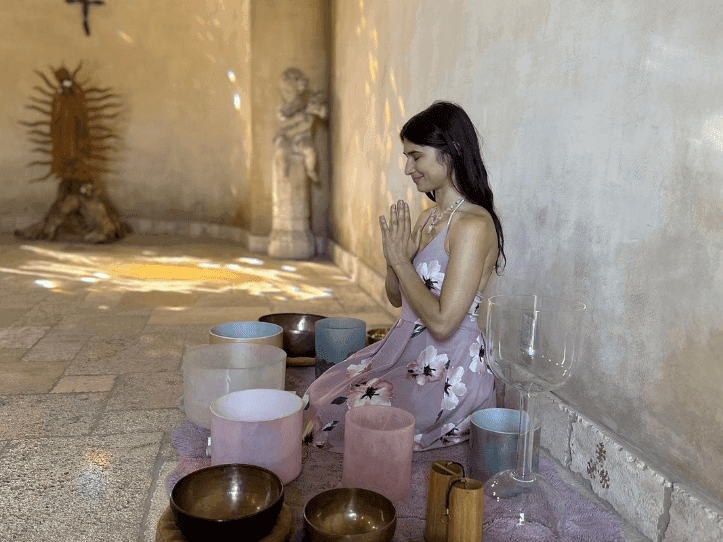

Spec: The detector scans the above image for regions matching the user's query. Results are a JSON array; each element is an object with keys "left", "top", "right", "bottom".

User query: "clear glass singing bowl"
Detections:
[{"left": 483, "top": 294, "right": 586, "bottom": 541}]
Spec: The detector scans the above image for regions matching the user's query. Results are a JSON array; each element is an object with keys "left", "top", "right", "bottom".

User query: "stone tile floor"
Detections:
[{"left": 0, "top": 232, "right": 648, "bottom": 541}]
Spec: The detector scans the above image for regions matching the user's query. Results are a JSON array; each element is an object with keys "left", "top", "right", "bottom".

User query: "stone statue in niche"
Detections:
[
  {"left": 16, "top": 62, "right": 132, "bottom": 243},
  {"left": 268, "top": 68, "right": 327, "bottom": 259}
]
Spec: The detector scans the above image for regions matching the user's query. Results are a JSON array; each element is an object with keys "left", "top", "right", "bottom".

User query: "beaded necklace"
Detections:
[{"left": 427, "top": 198, "right": 464, "bottom": 233}]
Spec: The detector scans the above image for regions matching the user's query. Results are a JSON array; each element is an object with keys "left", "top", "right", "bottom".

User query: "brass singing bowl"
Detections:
[
  {"left": 258, "top": 313, "right": 326, "bottom": 357},
  {"left": 170, "top": 464, "right": 284, "bottom": 542},
  {"left": 366, "top": 327, "right": 390, "bottom": 345},
  {"left": 304, "top": 488, "right": 397, "bottom": 542}
]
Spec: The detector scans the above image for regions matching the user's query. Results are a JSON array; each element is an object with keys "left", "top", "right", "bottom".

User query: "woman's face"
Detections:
[{"left": 402, "top": 138, "right": 451, "bottom": 193}]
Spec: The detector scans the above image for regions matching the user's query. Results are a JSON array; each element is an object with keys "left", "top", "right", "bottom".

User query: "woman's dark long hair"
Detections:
[{"left": 400, "top": 101, "right": 506, "bottom": 274}]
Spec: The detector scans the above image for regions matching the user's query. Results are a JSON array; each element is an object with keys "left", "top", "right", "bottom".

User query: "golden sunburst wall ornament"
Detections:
[{"left": 17, "top": 62, "right": 132, "bottom": 244}]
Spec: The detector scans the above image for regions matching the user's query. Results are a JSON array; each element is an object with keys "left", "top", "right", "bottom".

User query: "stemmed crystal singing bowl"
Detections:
[{"left": 483, "top": 294, "right": 586, "bottom": 541}]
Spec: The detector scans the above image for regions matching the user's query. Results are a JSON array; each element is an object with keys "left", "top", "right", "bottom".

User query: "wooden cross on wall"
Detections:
[{"left": 65, "top": 0, "right": 105, "bottom": 36}]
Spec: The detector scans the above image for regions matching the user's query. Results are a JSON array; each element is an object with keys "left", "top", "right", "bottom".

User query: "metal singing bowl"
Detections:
[
  {"left": 366, "top": 327, "right": 390, "bottom": 345},
  {"left": 170, "top": 464, "right": 284, "bottom": 542},
  {"left": 304, "top": 487, "right": 397, "bottom": 542},
  {"left": 258, "top": 313, "right": 326, "bottom": 357}
]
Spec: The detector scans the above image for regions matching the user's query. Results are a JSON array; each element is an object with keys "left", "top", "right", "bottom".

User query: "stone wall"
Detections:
[
  {"left": 329, "top": 0, "right": 723, "bottom": 513},
  {"left": 0, "top": 0, "right": 328, "bottom": 242},
  {"left": 0, "top": 0, "right": 253, "bottom": 226}
]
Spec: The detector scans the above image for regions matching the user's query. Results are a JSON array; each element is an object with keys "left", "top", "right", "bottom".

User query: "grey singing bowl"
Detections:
[
  {"left": 170, "top": 464, "right": 284, "bottom": 542},
  {"left": 258, "top": 313, "right": 326, "bottom": 357},
  {"left": 304, "top": 487, "right": 397, "bottom": 542}
]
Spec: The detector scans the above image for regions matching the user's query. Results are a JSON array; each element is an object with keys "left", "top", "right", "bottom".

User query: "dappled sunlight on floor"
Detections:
[{"left": 0, "top": 240, "right": 343, "bottom": 303}]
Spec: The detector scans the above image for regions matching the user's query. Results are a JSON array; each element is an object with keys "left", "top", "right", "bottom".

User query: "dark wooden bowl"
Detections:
[
  {"left": 170, "top": 464, "right": 284, "bottom": 542},
  {"left": 258, "top": 313, "right": 326, "bottom": 357}
]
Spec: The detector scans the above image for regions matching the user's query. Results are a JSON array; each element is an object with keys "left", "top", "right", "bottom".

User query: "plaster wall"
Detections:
[
  {"left": 0, "top": 0, "right": 252, "bottom": 226},
  {"left": 331, "top": 0, "right": 723, "bottom": 503}
]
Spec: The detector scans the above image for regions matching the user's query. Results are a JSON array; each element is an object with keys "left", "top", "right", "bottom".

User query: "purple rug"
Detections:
[
  {"left": 167, "top": 419, "right": 211, "bottom": 493},
  {"left": 166, "top": 420, "right": 626, "bottom": 542}
]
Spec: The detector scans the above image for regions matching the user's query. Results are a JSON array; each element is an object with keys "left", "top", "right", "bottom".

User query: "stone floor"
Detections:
[{"left": 0, "top": 232, "right": 648, "bottom": 542}]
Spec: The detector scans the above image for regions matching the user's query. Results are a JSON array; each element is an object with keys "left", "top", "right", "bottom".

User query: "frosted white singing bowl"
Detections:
[
  {"left": 209, "top": 321, "right": 284, "bottom": 347},
  {"left": 182, "top": 343, "right": 286, "bottom": 429},
  {"left": 210, "top": 389, "right": 304, "bottom": 484}
]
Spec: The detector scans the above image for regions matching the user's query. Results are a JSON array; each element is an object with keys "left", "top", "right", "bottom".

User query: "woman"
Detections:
[{"left": 303, "top": 101, "right": 505, "bottom": 451}]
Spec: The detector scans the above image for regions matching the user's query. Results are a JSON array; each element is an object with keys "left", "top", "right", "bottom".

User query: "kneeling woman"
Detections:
[{"left": 303, "top": 101, "right": 505, "bottom": 451}]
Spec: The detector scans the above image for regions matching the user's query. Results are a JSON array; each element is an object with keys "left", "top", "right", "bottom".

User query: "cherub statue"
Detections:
[{"left": 273, "top": 67, "right": 327, "bottom": 183}]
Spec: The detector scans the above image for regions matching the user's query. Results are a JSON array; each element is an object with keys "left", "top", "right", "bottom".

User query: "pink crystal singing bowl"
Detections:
[
  {"left": 210, "top": 389, "right": 304, "bottom": 484},
  {"left": 342, "top": 405, "right": 415, "bottom": 502}
]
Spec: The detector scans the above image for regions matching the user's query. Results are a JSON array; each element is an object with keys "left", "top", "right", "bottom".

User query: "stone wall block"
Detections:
[
  {"left": 357, "top": 263, "right": 385, "bottom": 308},
  {"left": 329, "top": 241, "right": 402, "bottom": 319},
  {"left": 663, "top": 484, "right": 723, "bottom": 542},
  {"left": 230, "top": 228, "right": 243, "bottom": 243},
  {"left": 175, "top": 222, "right": 190, "bottom": 237},
  {"left": 14, "top": 216, "right": 36, "bottom": 230},
  {"left": 205, "top": 224, "right": 220, "bottom": 239},
  {"left": 329, "top": 241, "right": 357, "bottom": 282},
  {"left": 189, "top": 222, "right": 203, "bottom": 237},
  {"left": 571, "top": 416, "right": 671, "bottom": 541},
  {"left": 1, "top": 216, "right": 16, "bottom": 232},
  {"left": 538, "top": 392, "right": 577, "bottom": 467}
]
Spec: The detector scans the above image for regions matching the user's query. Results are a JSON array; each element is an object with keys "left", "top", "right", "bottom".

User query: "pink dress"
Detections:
[{"left": 302, "top": 216, "right": 496, "bottom": 452}]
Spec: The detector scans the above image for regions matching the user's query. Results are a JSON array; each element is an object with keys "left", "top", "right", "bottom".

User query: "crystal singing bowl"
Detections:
[
  {"left": 484, "top": 294, "right": 586, "bottom": 541},
  {"left": 486, "top": 294, "right": 586, "bottom": 393}
]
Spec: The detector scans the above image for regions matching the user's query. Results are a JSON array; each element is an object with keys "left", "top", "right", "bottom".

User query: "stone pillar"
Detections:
[{"left": 267, "top": 149, "right": 315, "bottom": 259}]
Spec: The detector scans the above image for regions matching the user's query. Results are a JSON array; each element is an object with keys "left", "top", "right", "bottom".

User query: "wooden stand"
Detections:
[
  {"left": 424, "top": 460, "right": 464, "bottom": 542},
  {"left": 155, "top": 503, "right": 293, "bottom": 542},
  {"left": 286, "top": 356, "right": 316, "bottom": 367},
  {"left": 447, "top": 478, "right": 484, "bottom": 542}
]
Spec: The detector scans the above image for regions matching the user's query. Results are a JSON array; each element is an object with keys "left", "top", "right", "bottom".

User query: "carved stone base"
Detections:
[
  {"left": 267, "top": 150, "right": 315, "bottom": 260},
  {"left": 15, "top": 178, "right": 132, "bottom": 244},
  {"left": 268, "top": 228, "right": 315, "bottom": 259}
]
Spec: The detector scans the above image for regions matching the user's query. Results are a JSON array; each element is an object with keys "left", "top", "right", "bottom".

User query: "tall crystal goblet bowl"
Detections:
[{"left": 483, "top": 294, "right": 586, "bottom": 541}]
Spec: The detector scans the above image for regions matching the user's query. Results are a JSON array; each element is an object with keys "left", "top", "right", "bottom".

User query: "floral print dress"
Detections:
[{"left": 302, "top": 220, "right": 496, "bottom": 452}]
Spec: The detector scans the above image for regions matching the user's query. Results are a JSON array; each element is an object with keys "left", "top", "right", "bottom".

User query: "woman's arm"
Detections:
[
  {"left": 389, "top": 211, "right": 497, "bottom": 340},
  {"left": 384, "top": 265, "right": 402, "bottom": 308}
]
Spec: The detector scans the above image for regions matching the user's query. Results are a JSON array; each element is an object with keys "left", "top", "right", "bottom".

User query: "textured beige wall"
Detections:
[
  {"left": 331, "top": 0, "right": 723, "bottom": 503},
  {"left": 0, "top": 0, "right": 252, "bottom": 225}
]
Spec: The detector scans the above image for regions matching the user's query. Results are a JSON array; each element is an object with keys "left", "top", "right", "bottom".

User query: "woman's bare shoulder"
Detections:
[
  {"left": 447, "top": 205, "right": 497, "bottom": 250},
  {"left": 456, "top": 204, "right": 494, "bottom": 230}
]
